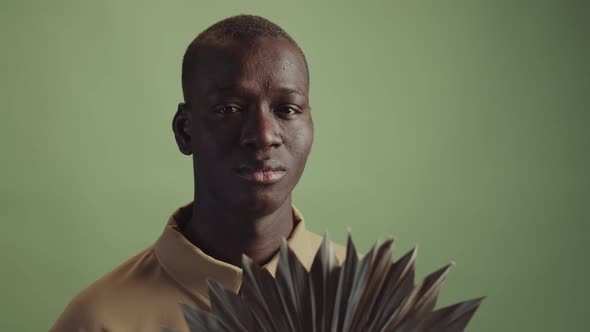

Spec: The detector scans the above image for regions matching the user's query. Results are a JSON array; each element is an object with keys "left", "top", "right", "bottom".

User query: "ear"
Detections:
[{"left": 172, "top": 102, "right": 193, "bottom": 155}]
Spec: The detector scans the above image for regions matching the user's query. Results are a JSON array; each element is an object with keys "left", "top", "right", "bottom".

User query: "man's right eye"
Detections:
[{"left": 214, "top": 105, "right": 242, "bottom": 114}]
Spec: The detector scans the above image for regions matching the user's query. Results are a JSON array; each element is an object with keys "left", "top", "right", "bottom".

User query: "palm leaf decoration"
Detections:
[{"left": 167, "top": 234, "right": 484, "bottom": 332}]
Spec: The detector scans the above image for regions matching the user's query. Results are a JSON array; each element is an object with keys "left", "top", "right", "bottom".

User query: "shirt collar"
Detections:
[{"left": 154, "top": 200, "right": 314, "bottom": 303}]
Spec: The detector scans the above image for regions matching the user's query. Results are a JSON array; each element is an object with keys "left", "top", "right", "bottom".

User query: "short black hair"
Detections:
[{"left": 181, "top": 14, "right": 308, "bottom": 103}]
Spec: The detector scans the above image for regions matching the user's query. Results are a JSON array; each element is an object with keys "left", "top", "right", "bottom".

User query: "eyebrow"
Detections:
[
  {"left": 276, "top": 87, "right": 306, "bottom": 97},
  {"left": 208, "top": 85, "right": 306, "bottom": 97}
]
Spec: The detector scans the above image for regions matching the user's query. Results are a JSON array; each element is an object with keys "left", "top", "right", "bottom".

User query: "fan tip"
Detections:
[
  {"left": 240, "top": 253, "right": 253, "bottom": 266},
  {"left": 475, "top": 295, "right": 487, "bottom": 302}
]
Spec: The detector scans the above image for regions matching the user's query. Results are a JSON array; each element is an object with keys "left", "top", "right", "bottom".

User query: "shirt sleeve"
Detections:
[{"left": 49, "top": 295, "right": 111, "bottom": 332}]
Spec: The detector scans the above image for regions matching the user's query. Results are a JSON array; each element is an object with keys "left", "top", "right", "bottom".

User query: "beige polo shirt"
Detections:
[{"left": 50, "top": 201, "right": 347, "bottom": 332}]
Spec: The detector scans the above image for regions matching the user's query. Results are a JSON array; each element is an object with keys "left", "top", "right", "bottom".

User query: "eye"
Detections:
[
  {"left": 214, "top": 105, "right": 242, "bottom": 115},
  {"left": 275, "top": 105, "right": 300, "bottom": 117}
]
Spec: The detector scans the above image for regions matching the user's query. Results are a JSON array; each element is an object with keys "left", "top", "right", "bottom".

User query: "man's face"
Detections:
[{"left": 185, "top": 37, "right": 313, "bottom": 214}]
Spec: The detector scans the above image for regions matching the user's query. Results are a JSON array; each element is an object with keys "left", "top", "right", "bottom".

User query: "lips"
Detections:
[{"left": 233, "top": 160, "right": 287, "bottom": 184}]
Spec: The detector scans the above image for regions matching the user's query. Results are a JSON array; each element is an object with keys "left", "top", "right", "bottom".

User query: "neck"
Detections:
[{"left": 182, "top": 195, "right": 295, "bottom": 267}]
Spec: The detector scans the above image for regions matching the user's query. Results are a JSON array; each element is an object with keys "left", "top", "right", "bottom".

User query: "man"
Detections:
[{"left": 51, "top": 14, "right": 347, "bottom": 332}]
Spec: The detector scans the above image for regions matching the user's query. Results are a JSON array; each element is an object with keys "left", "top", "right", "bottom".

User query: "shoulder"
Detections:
[{"left": 50, "top": 245, "right": 188, "bottom": 331}]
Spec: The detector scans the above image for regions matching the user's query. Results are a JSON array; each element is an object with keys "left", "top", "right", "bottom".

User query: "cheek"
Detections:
[
  {"left": 288, "top": 125, "right": 314, "bottom": 164},
  {"left": 193, "top": 119, "right": 237, "bottom": 155}
]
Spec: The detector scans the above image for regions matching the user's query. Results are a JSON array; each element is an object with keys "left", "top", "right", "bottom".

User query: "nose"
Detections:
[{"left": 239, "top": 106, "right": 283, "bottom": 150}]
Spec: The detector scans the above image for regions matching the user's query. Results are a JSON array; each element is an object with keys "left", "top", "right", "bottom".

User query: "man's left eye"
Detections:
[{"left": 276, "top": 106, "right": 298, "bottom": 115}]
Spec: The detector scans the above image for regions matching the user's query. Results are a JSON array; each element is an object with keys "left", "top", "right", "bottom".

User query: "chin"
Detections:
[{"left": 234, "top": 190, "right": 290, "bottom": 217}]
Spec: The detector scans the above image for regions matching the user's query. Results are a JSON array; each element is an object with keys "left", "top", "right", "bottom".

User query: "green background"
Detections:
[{"left": 1, "top": 0, "right": 588, "bottom": 331}]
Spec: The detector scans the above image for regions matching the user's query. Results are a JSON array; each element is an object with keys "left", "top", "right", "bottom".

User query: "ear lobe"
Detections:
[{"left": 172, "top": 102, "right": 193, "bottom": 155}]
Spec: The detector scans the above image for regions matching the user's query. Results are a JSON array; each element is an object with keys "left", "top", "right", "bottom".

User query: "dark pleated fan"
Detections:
[{"left": 164, "top": 234, "right": 484, "bottom": 332}]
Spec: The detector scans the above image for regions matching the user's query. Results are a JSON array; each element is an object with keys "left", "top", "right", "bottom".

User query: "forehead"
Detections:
[{"left": 191, "top": 37, "right": 309, "bottom": 98}]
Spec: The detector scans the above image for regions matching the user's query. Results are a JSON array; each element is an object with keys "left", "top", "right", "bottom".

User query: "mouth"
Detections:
[{"left": 233, "top": 160, "right": 287, "bottom": 184}]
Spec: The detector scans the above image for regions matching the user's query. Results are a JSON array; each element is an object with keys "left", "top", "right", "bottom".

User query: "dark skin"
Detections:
[{"left": 172, "top": 37, "right": 313, "bottom": 267}]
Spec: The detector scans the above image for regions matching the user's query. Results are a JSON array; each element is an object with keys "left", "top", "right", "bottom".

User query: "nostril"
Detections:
[{"left": 240, "top": 129, "right": 282, "bottom": 149}]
